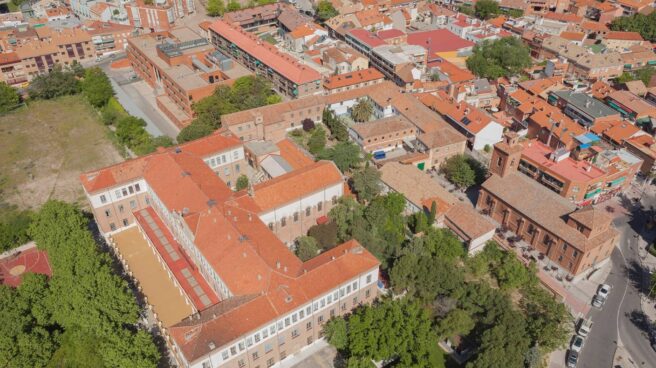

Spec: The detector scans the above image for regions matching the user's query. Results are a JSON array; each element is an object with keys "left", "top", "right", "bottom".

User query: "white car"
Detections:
[
  {"left": 570, "top": 335, "right": 584, "bottom": 353},
  {"left": 597, "top": 284, "right": 611, "bottom": 299}
]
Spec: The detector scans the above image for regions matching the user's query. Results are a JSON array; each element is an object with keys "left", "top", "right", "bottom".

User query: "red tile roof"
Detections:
[
  {"left": 323, "top": 67, "right": 384, "bottom": 90},
  {"left": 348, "top": 29, "right": 386, "bottom": 48},
  {"left": 376, "top": 29, "right": 405, "bottom": 39},
  {"left": 417, "top": 93, "right": 495, "bottom": 134},
  {"left": 606, "top": 31, "right": 644, "bottom": 41},
  {"left": 407, "top": 29, "right": 474, "bottom": 56},
  {"left": 521, "top": 140, "right": 606, "bottom": 182},
  {"left": 275, "top": 139, "right": 315, "bottom": 170},
  {"left": 209, "top": 20, "right": 321, "bottom": 85}
]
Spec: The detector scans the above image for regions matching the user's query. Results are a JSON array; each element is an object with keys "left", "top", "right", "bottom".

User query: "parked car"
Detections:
[
  {"left": 567, "top": 350, "right": 579, "bottom": 368},
  {"left": 577, "top": 318, "right": 592, "bottom": 337},
  {"left": 570, "top": 335, "right": 584, "bottom": 353},
  {"left": 597, "top": 284, "right": 611, "bottom": 299},
  {"left": 592, "top": 295, "right": 605, "bottom": 308}
]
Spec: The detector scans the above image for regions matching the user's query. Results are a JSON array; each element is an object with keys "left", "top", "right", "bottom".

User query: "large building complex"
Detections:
[
  {"left": 81, "top": 131, "right": 380, "bottom": 368},
  {"left": 209, "top": 20, "right": 323, "bottom": 98}
]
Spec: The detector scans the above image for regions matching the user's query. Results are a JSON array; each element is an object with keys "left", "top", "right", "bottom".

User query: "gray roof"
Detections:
[
  {"left": 551, "top": 90, "right": 618, "bottom": 119},
  {"left": 244, "top": 140, "right": 279, "bottom": 157}
]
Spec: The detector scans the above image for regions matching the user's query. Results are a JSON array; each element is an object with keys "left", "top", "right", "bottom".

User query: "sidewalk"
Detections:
[{"left": 614, "top": 344, "right": 639, "bottom": 368}]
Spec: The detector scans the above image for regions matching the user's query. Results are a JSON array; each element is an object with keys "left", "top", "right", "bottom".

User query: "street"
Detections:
[{"left": 578, "top": 192, "right": 656, "bottom": 368}]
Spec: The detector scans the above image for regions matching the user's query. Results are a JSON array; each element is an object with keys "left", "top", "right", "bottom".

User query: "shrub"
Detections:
[{"left": 308, "top": 222, "right": 338, "bottom": 250}]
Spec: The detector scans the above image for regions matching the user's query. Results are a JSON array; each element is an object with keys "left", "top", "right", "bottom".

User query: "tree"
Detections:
[
  {"left": 316, "top": 0, "right": 338, "bottom": 21},
  {"left": 522, "top": 285, "right": 569, "bottom": 351},
  {"left": 0, "top": 82, "right": 20, "bottom": 113},
  {"left": 442, "top": 155, "right": 476, "bottom": 189},
  {"left": 350, "top": 98, "right": 373, "bottom": 122},
  {"left": 206, "top": 0, "right": 225, "bottom": 16},
  {"left": 338, "top": 299, "right": 445, "bottom": 368},
  {"left": 226, "top": 0, "right": 240, "bottom": 11},
  {"left": 308, "top": 126, "right": 327, "bottom": 154},
  {"left": 610, "top": 12, "right": 656, "bottom": 42},
  {"left": 351, "top": 165, "right": 381, "bottom": 203},
  {"left": 325, "top": 317, "right": 348, "bottom": 351},
  {"left": 318, "top": 141, "right": 362, "bottom": 172},
  {"left": 28, "top": 65, "right": 80, "bottom": 99},
  {"left": 329, "top": 197, "right": 364, "bottom": 242},
  {"left": 236, "top": 174, "right": 249, "bottom": 191},
  {"left": 466, "top": 37, "right": 532, "bottom": 79},
  {"left": 475, "top": 0, "right": 500, "bottom": 19},
  {"left": 266, "top": 94, "right": 282, "bottom": 105},
  {"left": 435, "top": 309, "right": 475, "bottom": 340},
  {"left": 467, "top": 308, "right": 530, "bottom": 368},
  {"left": 295, "top": 236, "right": 320, "bottom": 261},
  {"left": 308, "top": 222, "right": 338, "bottom": 250},
  {"left": 81, "top": 67, "right": 114, "bottom": 108},
  {"left": 493, "top": 252, "right": 535, "bottom": 290},
  {"left": 302, "top": 118, "right": 315, "bottom": 132},
  {"left": 177, "top": 121, "right": 215, "bottom": 143},
  {"left": 323, "top": 109, "right": 349, "bottom": 142}
]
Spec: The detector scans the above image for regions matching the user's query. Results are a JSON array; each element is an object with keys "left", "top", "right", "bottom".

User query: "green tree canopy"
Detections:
[
  {"left": 316, "top": 0, "right": 338, "bottom": 21},
  {"left": 206, "top": 0, "right": 225, "bottom": 16},
  {"left": 325, "top": 317, "right": 348, "bottom": 351},
  {"left": 350, "top": 98, "right": 373, "bottom": 122},
  {"left": 466, "top": 37, "right": 532, "bottom": 79},
  {"left": 351, "top": 165, "right": 381, "bottom": 203},
  {"left": 318, "top": 141, "right": 362, "bottom": 172},
  {"left": 308, "top": 126, "right": 327, "bottom": 154},
  {"left": 0, "top": 82, "right": 20, "bottom": 113},
  {"left": 475, "top": 0, "right": 500, "bottom": 19},
  {"left": 610, "top": 12, "right": 656, "bottom": 42},
  {"left": 81, "top": 67, "right": 114, "bottom": 108},
  {"left": 236, "top": 174, "right": 249, "bottom": 191},
  {"left": 295, "top": 236, "right": 320, "bottom": 261},
  {"left": 227, "top": 0, "right": 240, "bottom": 11},
  {"left": 28, "top": 65, "right": 80, "bottom": 99},
  {"left": 0, "top": 207, "right": 33, "bottom": 252},
  {"left": 323, "top": 109, "right": 349, "bottom": 141},
  {"left": 442, "top": 154, "right": 476, "bottom": 189},
  {"left": 435, "top": 308, "right": 475, "bottom": 340}
]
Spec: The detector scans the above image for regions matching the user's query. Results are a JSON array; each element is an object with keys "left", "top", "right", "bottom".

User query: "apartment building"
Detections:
[
  {"left": 490, "top": 133, "right": 642, "bottom": 205},
  {"left": 548, "top": 90, "right": 621, "bottom": 127},
  {"left": 84, "top": 21, "right": 135, "bottom": 56},
  {"left": 82, "top": 132, "right": 379, "bottom": 368},
  {"left": 369, "top": 44, "right": 427, "bottom": 89},
  {"left": 209, "top": 20, "right": 323, "bottom": 98},
  {"left": 415, "top": 128, "right": 468, "bottom": 170},
  {"left": 323, "top": 67, "right": 385, "bottom": 94},
  {"left": 539, "top": 36, "right": 624, "bottom": 80},
  {"left": 222, "top": 3, "right": 281, "bottom": 29},
  {"left": 603, "top": 31, "right": 645, "bottom": 52},
  {"left": 127, "top": 28, "right": 230, "bottom": 127},
  {"left": 320, "top": 42, "right": 369, "bottom": 74},
  {"left": 349, "top": 115, "right": 417, "bottom": 153},
  {"left": 0, "top": 52, "right": 27, "bottom": 87},
  {"left": 125, "top": 0, "right": 195, "bottom": 31},
  {"left": 605, "top": 90, "right": 656, "bottom": 125}
]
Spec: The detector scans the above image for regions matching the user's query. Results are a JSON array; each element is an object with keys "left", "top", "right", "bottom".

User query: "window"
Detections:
[
  {"left": 366, "top": 289, "right": 371, "bottom": 298},
  {"left": 128, "top": 186, "right": 134, "bottom": 194},
  {"left": 239, "top": 341, "right": 245, "bottom": 350},
  {"left": 122, "top": 219, "right": 129, "bottom": 226},
  {"left": 255, "top": 333, "right": 261, "bottom": 343},
  {"left": 341, "top": 303, "right": 346, "bottom": 311},
  {"left": 262, "top": 328, "right": 268, "bottom": 339},
  {"left": 318, "top": 315, "right": 324, "bottom": 323},
  {"left": 203, "top": 361, "right": 211, "bottom": 368},
  {"left": 233, "top": 151, "right": 239, "bottom": 159},
  {"left": 238, "top": 359, "right": 245, "bottom": 368},
  {"left": 293, "top": 212, "right": 299, "bottom": 222},
  {"left": 366, "top": 274, "right": 372, "bottom": 284},
  {"left": 100, "top": 195, "right": 107, "bottom": 204},
  {"left": 497, "top": 156, "right": 503, "bottom": 167},
  {"left": 267, "top": 358, "right": 275, "bottom": 368},
  {"left": 118, "top": 205, "right": 124, "bottom": 213},
  {"left": 292, "top": 329, "right": 299, "bottom": 338},
  {"left": 109, "top": 223, "right": 116, "bottom": 231},
  {"left": 306, "top": 305, "right": 312, "bottom": 315},
  {"left": 122, "top": 188, "right": 128, "bottom": 196},
  {"left": 130, "top": 200, "right": 137, "bottom": 209},
  {"left": 352, "top": 281, "right": 358, "bottom": 291},
  {"left": 280, "top": 351, "right": 287, "bottom": 360},
  {"left": 278, "top": 335, "right": 285, "bottom": 346},
  {"left": 318, "top": 201, "right": 323, "bottom": 211},
  {"left": 573, "top": 250, "right": 579, "bottom": 258},
  {"left": 105, "top": 209, "right": 111, "bottom": 217},
  {"left": 268, "top": 223, "right": 274, "bottom": 230},
  {"left": 353, "top": 296, "right": 358, "bottom": 305},
  {"left": 306, "top": 321, "right": 312, "bottom": 330},
  {"left": 135, "top": 183, "right": 141, "bottom": 192},
  {"left": 230, "top": 346, "right": 237, "bottom": 355},
  {"left": 563, "top": 243, "right": 568, "bottom": 251},
  {"left": 305, "top": 207, "right": 311, "bottom": 216},
  {"left": 264, "top": 343, "right": 273, "bottom": 353},
  {"left": 277, "top": 320, "right": 283, "bottom": 330},
  {"left": 292, "top": 314, "right": 297, "bottom": 323},
  {"left": 281, "top": 217, "right": 286, "bottom": 227},
  {"left": 222, "top": 351, "right": 229, "bottom": 360},
  {"left": 236, "top": 164, "right": 240, "bottom": 173},
  {"left": 224, "top": 167, "right": 230, "bottom": 176},
  {"left": 285, "top": 317, "right": 290, "bottom": 327},
  {"left": 299, "top": 309, "right": 304, "bottom": 319},
  {"left": 558, "top": 255, "right": 563, "bottom": 262},
  {"left": 253, "top": 352, "right": 259, "bottom": 360}
]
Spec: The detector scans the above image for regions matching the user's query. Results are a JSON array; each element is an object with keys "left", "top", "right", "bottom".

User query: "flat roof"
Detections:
[
  {"left": 112, "top": 227, "right": 195, "bottom": 327},
  {"left": 551, "top": 90, "right": 619, "bottom": 119}
]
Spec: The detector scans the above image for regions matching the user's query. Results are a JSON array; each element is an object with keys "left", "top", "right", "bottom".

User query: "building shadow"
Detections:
[
  {"left": 626, "top": 309, "right": 653, "bottom": 337},
  {"left": 625, "top": 259, "right": 651, "bottom": 295}
]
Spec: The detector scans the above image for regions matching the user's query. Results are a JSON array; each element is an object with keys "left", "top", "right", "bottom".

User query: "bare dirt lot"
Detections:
[{"left": 0, "top": 95, "right": 123, "bottom": 211}]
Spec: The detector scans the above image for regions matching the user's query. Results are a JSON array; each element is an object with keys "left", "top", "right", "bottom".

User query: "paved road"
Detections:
[{"left": 579, "top": 199, "right": 656, "bottom": 368}]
